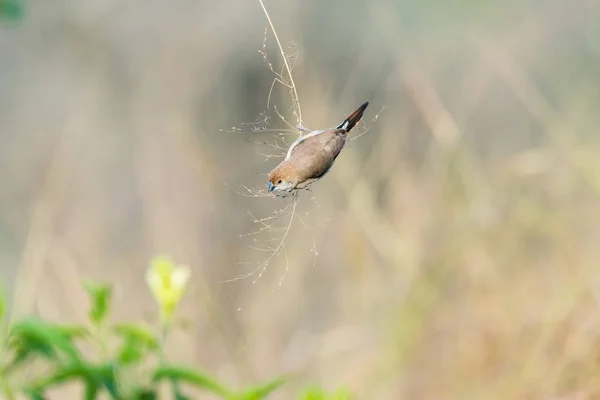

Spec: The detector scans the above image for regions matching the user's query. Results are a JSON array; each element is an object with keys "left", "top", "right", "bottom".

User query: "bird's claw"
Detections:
[{"left": 296, "top": 124, "right": 312, "bottom": 134}]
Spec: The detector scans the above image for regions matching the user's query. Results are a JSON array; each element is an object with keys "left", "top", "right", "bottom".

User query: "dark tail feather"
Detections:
[{"left": 336, "top": 101, "right": 369, "bottom": 132}]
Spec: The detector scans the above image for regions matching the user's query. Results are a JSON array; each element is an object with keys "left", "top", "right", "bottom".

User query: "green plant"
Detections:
[
  {"left": 0, "top": 0, "right": 24, "bottom": 21},
  {"left": 300, "top": 387, "right": 354, "bottom": 400},
  {"left": 0, "top": 255, "right": 350, "bottom": 399}
]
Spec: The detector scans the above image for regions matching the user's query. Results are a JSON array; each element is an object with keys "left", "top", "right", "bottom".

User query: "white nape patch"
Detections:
[
  {"left": 336, "top": 120, "right": 349, "bottom": 130},
  {"left": 285, "top": 130, "right": 324, "bottom": 160}
]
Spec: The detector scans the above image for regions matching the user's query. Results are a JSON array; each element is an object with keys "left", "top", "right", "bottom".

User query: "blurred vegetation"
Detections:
[
  {"left": 0, "top": 256, "right": 351, "bottom": 399},
  {"left": 0, "top": 0, "right": 23, "bottom": 21},
  {"left": 0, "top": 0, "right": 600, "bottom": 399}
]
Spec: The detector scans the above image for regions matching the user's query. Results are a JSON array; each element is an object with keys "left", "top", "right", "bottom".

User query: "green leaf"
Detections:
[
  {"left": 0, "top": 0, "right": 24, "bottom": 21},
  {"left": 116, "top": 337, "right": 145, "bottom": 365},
  {"left": 4, "top": 324, "right": 62, "bottom": 374},
  {"left": 84, "top": 282, "right": 112, "bottom": 326},
  {"left": 152, "top": 365, "right": 232, "bottom": 398},
  {"left": 95, "top": 363, "right": 119, "bottom": 398},
  {"left": 54, "top": 325, "right": 89, "bottom": 340},
  {"left": 299, "top": 387, "right": 353, "bottom": 400},
  {"left": 132, "top": 389, "right": 157, "bottom": 400},
  {"left": 8, "top": 318, "right": 81, "bottom": 364},
  {"left": 84, "top": 382, "right": 100, "bottom": 400},
  {"left": 235, "top": 376, "right": 287, "bottom": 400},
  {"left": 113, "top": 324, "right": 159, "bottom": 366},
  {"left": 28, "top": 362, "right": 120, "bottom": 398},
  {"left": 25, "top": 390, "right": 47, "bottom": 400},
  {"left": 113, "top": 324, "right": 159, "bottom": 350},
  {"left": 27, "top": 362, "right": 94, "bottom": 392},
  {"left": 9, "top": 335, "right": 53, "bottom": 360},
  {"left": 300, "top": 387, "right": 325, "bottom": 400}
]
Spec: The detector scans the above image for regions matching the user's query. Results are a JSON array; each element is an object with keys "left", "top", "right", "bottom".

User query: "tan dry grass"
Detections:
[{"left": 1, "top": 0, "right": 600, "bottom": 398}]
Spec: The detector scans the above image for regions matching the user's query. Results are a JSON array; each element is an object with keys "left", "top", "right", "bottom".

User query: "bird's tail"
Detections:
[{"left": 336, "top": 101, "right": 369, "bottom": 132}]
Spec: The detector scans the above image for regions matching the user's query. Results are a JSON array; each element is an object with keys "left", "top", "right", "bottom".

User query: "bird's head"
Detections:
[{"left": 268, "top": 169, "right": 295, "bottom": 195}]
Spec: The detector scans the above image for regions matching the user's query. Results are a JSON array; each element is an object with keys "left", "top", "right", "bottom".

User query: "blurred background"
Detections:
[{"left": 1, "top": 0, "right": 600, "bottom": 398}]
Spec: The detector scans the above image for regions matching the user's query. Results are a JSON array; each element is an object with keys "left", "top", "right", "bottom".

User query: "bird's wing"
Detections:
[
  {"left": 285, "top": 129, "right": 322, "bottom": 160},
  {"left": 287, "top": 129, "right": 347, "bottom": 182}
]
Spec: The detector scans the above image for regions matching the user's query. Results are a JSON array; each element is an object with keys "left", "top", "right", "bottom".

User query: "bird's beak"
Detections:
[{"left": 268, "top": 181, "right": 274, "bottom": 192}]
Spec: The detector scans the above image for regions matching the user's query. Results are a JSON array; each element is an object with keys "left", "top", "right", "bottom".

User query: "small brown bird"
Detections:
[{"left": 268, "top": 101, "right": 369, "bottom": 195}]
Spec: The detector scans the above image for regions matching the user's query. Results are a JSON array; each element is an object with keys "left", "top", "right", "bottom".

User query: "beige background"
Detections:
[{"left": 1, "top": 0, "right": 600, "bottom": 398}]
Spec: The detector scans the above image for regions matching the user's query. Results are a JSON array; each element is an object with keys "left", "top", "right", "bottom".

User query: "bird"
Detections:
[{"left": 267, "top": 101, "right": 369, "bottom": 195}]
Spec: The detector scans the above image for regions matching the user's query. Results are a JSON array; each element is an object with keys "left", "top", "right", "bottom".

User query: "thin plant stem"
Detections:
[
  {"left": 158, "top": 324, "right": 183, "bottom": 397},
  {"left": 257, "top": 0, "right": 303, "bottom": 125}
]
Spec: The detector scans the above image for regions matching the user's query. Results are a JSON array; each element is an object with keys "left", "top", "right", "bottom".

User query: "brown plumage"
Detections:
[{"left": 268, "top": 101, "right": 369, "bottom": 195}]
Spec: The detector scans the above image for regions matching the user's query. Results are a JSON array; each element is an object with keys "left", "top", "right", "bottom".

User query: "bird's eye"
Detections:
[{"left": 277, "top": 179, "right": 282, "bottom": 184}]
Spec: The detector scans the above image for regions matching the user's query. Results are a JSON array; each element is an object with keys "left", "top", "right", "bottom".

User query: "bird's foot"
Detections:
[{"left": 296, "top": 124, "right": 312, "bottom": 134}]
